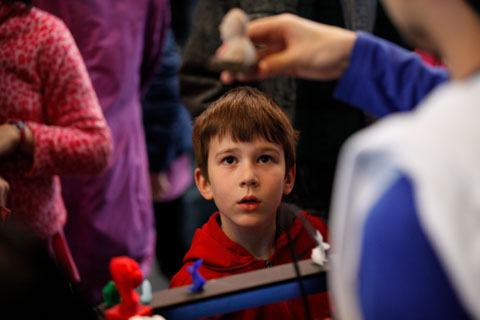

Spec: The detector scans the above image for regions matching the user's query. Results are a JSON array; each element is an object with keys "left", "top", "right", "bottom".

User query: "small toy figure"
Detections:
[
  {"left": 187, "top": 258, "right": 206, "bottom": 292},
  {"left": 210, "top": 8, "right": 257, "bottom": 72},
  {"left": 140, "top": 279, "right": 153, "bottom": 304},
  {"left": 104, "top": 256, "right": 152, "bottom": 320},
  {"left": 311, "top": 230, "right": 330, "bottom": 266}
]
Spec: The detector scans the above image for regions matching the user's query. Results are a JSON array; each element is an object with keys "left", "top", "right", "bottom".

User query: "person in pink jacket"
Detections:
[{"left": 0, "top": 0, "right": 112, "bottom": 281}]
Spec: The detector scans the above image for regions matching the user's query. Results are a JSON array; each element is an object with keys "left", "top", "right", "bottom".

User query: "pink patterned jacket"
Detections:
[{"left": 0, "top": 4, "right": 112, "bottom": 238}]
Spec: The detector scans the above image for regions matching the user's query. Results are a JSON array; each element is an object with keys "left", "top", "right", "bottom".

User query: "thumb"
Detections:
[{"left": 257, "top": 49, "right": 298, "bottom": 78}]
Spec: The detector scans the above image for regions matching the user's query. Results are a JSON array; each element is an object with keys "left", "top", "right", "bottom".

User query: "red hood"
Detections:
[
  {"left": 169, "top": 210, "right": 330, "bottom": 316},
  {"left": 183, "top": 212, "right": 259, "bottom": 272},
  {"left": 182, "top": 211, "right": 327, "bottom": 272}
]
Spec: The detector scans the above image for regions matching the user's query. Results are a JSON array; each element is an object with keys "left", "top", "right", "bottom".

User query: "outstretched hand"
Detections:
[{"left": 220, "top": 13, "right": 357, "bottom": 84}]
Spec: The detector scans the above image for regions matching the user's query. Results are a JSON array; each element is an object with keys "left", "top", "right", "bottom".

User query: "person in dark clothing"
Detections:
[
  {"left": 142, "top": 27, "right": 194, "bottom": 279},
  {"left": 178, "top": 0, "right": 407, "bottom": 221}
]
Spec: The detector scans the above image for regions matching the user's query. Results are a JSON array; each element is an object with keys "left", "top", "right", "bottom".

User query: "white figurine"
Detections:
[
  {"left": 217, "top": 8, "right": 256, "bottom": 66},
  {"left": 311, "top": 230, "right": 330, "bottom": 266},
  {"left": 139, "top": 279, "right": 152, "bottom": 304}
]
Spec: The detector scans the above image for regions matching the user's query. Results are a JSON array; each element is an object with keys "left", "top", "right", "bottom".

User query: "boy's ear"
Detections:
[
  {"left": 283, "top": 164, "right": 296, "bottom": 195},
  {"left": 195, "top": 168, "right": 214, "bottom": 200}
]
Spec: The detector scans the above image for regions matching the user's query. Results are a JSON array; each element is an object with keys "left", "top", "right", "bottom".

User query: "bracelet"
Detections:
[{"left": 9, "top": 120, "right": 26, "bottom": 146}]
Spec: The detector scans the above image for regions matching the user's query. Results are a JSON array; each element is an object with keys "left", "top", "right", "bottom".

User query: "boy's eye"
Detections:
[
  {"left": 258, "top": 155, "right": 272, "bottom": 163},
  {"left": 222, "top": 156, "right": 236, "bottom": 164}
]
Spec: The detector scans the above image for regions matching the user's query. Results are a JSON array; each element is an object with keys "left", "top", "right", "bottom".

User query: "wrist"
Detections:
[
  {"left": 8, "top": 120, "right": 33, "bottom": 156},
  {"left": 9, "top": 120, "right": 26, "bottom": 148},
  {"left": 335, "top": 30, "right": 357, "bottom": 78}
]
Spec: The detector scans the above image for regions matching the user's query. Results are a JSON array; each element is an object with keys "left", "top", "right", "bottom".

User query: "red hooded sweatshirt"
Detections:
[{"left": 170, "top": 211, "right": 331, "bottom": 320}]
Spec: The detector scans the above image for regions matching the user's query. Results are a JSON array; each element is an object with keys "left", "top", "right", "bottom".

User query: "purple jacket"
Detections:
[{"left": 33, "top": 0, "right": 170, "bottom": 303}]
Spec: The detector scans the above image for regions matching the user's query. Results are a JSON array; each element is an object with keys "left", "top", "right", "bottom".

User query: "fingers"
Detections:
[
  {"left": 0, "top": 177, "right": 10, "bottom": 206},
  {"left": 220, "top": 69, "right": 263, "bottom": 84},
  {"left": 256, "top": 49, "right": 298, "bottom": 77},
  {"left": 220, "top": 71, "right": 236, "bottom": 84},
  {"left": 246, "top": 13, "right": 292, "bottom": 45},
  {"left": 215, "top": 42, "right": 229, "bottom": 56},
  {"left": 219, "top": 49, "right": 297, "bottom": 83}
]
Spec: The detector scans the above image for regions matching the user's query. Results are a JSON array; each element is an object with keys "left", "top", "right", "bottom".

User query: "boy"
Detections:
[{"left": 170, "top": 86, "right": 330, "bottom": 319}]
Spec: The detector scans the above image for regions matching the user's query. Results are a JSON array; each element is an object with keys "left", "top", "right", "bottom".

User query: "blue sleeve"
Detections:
[
  {"left": 334, "top": 32, "right": 449, "bottom": 117},
  {"left": 142, "top": 28, "right": 193, "bottom": 173},
  {"left": 357, "top": 174, "right": 471, "bottom": 319}
]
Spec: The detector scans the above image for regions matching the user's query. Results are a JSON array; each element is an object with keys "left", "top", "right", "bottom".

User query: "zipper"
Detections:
[{"left": 265, "top": 259, "right": 273, "bottom": 268}]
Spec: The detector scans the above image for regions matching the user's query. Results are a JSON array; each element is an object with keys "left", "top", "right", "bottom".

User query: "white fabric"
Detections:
[{"left": 329, "top": 73, "right": 480, "bottom": 320}]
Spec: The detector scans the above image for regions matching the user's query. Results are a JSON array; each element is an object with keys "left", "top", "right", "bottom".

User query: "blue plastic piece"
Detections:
[{"left": 187, "top": 258, "right": 206, "bottom": 292}]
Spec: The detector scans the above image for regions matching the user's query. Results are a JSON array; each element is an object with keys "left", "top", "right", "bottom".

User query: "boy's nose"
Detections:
[
  {"left": 241, "top": 178, "right": 258, "bottom": 187},
  {"left": 240, "top": 164, "right": 259, "bottom": 187}
]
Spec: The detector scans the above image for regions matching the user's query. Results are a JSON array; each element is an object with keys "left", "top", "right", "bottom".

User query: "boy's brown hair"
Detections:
[{"left": 193, "top": 86, "right": 298, "bottom": 181}]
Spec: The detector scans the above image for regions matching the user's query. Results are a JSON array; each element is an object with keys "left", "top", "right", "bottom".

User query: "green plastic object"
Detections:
[{"left": 102, "top": 280, "right": 121, "bottom": 307}]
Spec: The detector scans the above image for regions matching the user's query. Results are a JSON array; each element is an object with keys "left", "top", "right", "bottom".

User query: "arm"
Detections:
[
  {"left": 142, "top": 28, "right": 192, "bottom": 173},
  {"left": 221, "top": 14, "right": 448, "bottom": 116},
  {"left": 334, "top": 32, "right": 449, "bottom": 117},
  {"left": 28, "top": 18, "right": 112, "bottom": 177},
  {"left": 142, "top": 28, "right": 193, "bottom": 201},
  {"left": 140, "top": 0, "right": 170, "bottom": 93}
]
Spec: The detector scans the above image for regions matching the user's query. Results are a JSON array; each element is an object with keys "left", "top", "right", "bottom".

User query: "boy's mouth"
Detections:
[
  {"left": 239, "top": 195, "right": 260, "bottom": 203},
  {"left": 238, "top": 196, "right": 260, "bottom": 211}
]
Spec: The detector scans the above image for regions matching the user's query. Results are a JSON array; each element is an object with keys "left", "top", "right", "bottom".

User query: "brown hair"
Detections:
[{"left": 193, "top": 86, "right": 298, "bottom": 180}]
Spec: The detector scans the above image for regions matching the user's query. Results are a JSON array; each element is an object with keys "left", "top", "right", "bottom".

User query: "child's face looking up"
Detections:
[{"left": 195, "top": 135, "right": 295, "bottom": 230}]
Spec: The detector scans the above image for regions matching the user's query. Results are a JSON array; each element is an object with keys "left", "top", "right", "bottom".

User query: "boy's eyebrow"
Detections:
[
  {"left": 259, "top": 146, "right": 282, "bottom": 153},
  {"left": 214, "top": 147, "right": 239, "bottom": 158},
  {"left": 213, "top": 148, "right": 238, "bottom": 158},
  {"left": 214, "top": 146, "right": 282, "bottom": 158}
]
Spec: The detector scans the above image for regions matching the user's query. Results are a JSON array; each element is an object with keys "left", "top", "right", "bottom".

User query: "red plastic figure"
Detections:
[{"left": 104, "top": 257, "right": 152, "bottom": 320}]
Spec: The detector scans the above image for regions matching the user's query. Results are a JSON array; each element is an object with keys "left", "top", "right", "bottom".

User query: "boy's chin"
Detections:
[{"left": 223, "top": 212, "right": 276, "bottom": 228}]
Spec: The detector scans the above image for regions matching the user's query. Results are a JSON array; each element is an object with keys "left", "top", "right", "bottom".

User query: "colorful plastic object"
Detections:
[
  {"left": 104, "top": 257, "right": 152, "bottom": 320},
  {"left": 103, "top": 280, "right": 121, "bottom": 307},
  {"left": 187, "top": 258, "right": 206, "bottom": 292},
  {"left": 140, "top": 279, "right": 152, "bottom": 304}
]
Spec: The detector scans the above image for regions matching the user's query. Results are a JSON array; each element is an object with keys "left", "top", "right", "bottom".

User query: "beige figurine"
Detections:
[{"left": 211, "top": 8, "right": 257, "bottom": 71}]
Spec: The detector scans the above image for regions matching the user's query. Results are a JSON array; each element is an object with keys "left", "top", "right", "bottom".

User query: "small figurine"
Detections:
[
  {"left": 104, "top": 256, "right": 152, "bottom": 320},
  {"left": 140, "top": 279, "right": 153, "bottom": 304},
  {"left": 210, "top": 8, "right": 257, "bottom": 72},
  {"left": 187, "top": 258, "right": 206, "bottom": 292},
  {"left": 311, "top": 230, "right": 330, "bottom": 266}
]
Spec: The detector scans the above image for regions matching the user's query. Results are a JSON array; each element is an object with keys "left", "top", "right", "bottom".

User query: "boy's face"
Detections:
[{"left": 195, "top": 135, "right": 295, "bottom": 230}]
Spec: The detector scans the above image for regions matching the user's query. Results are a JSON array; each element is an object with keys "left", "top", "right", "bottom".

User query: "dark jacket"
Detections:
[{"left": 142, "top": 27, "right": 193, "bottom": 173}]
